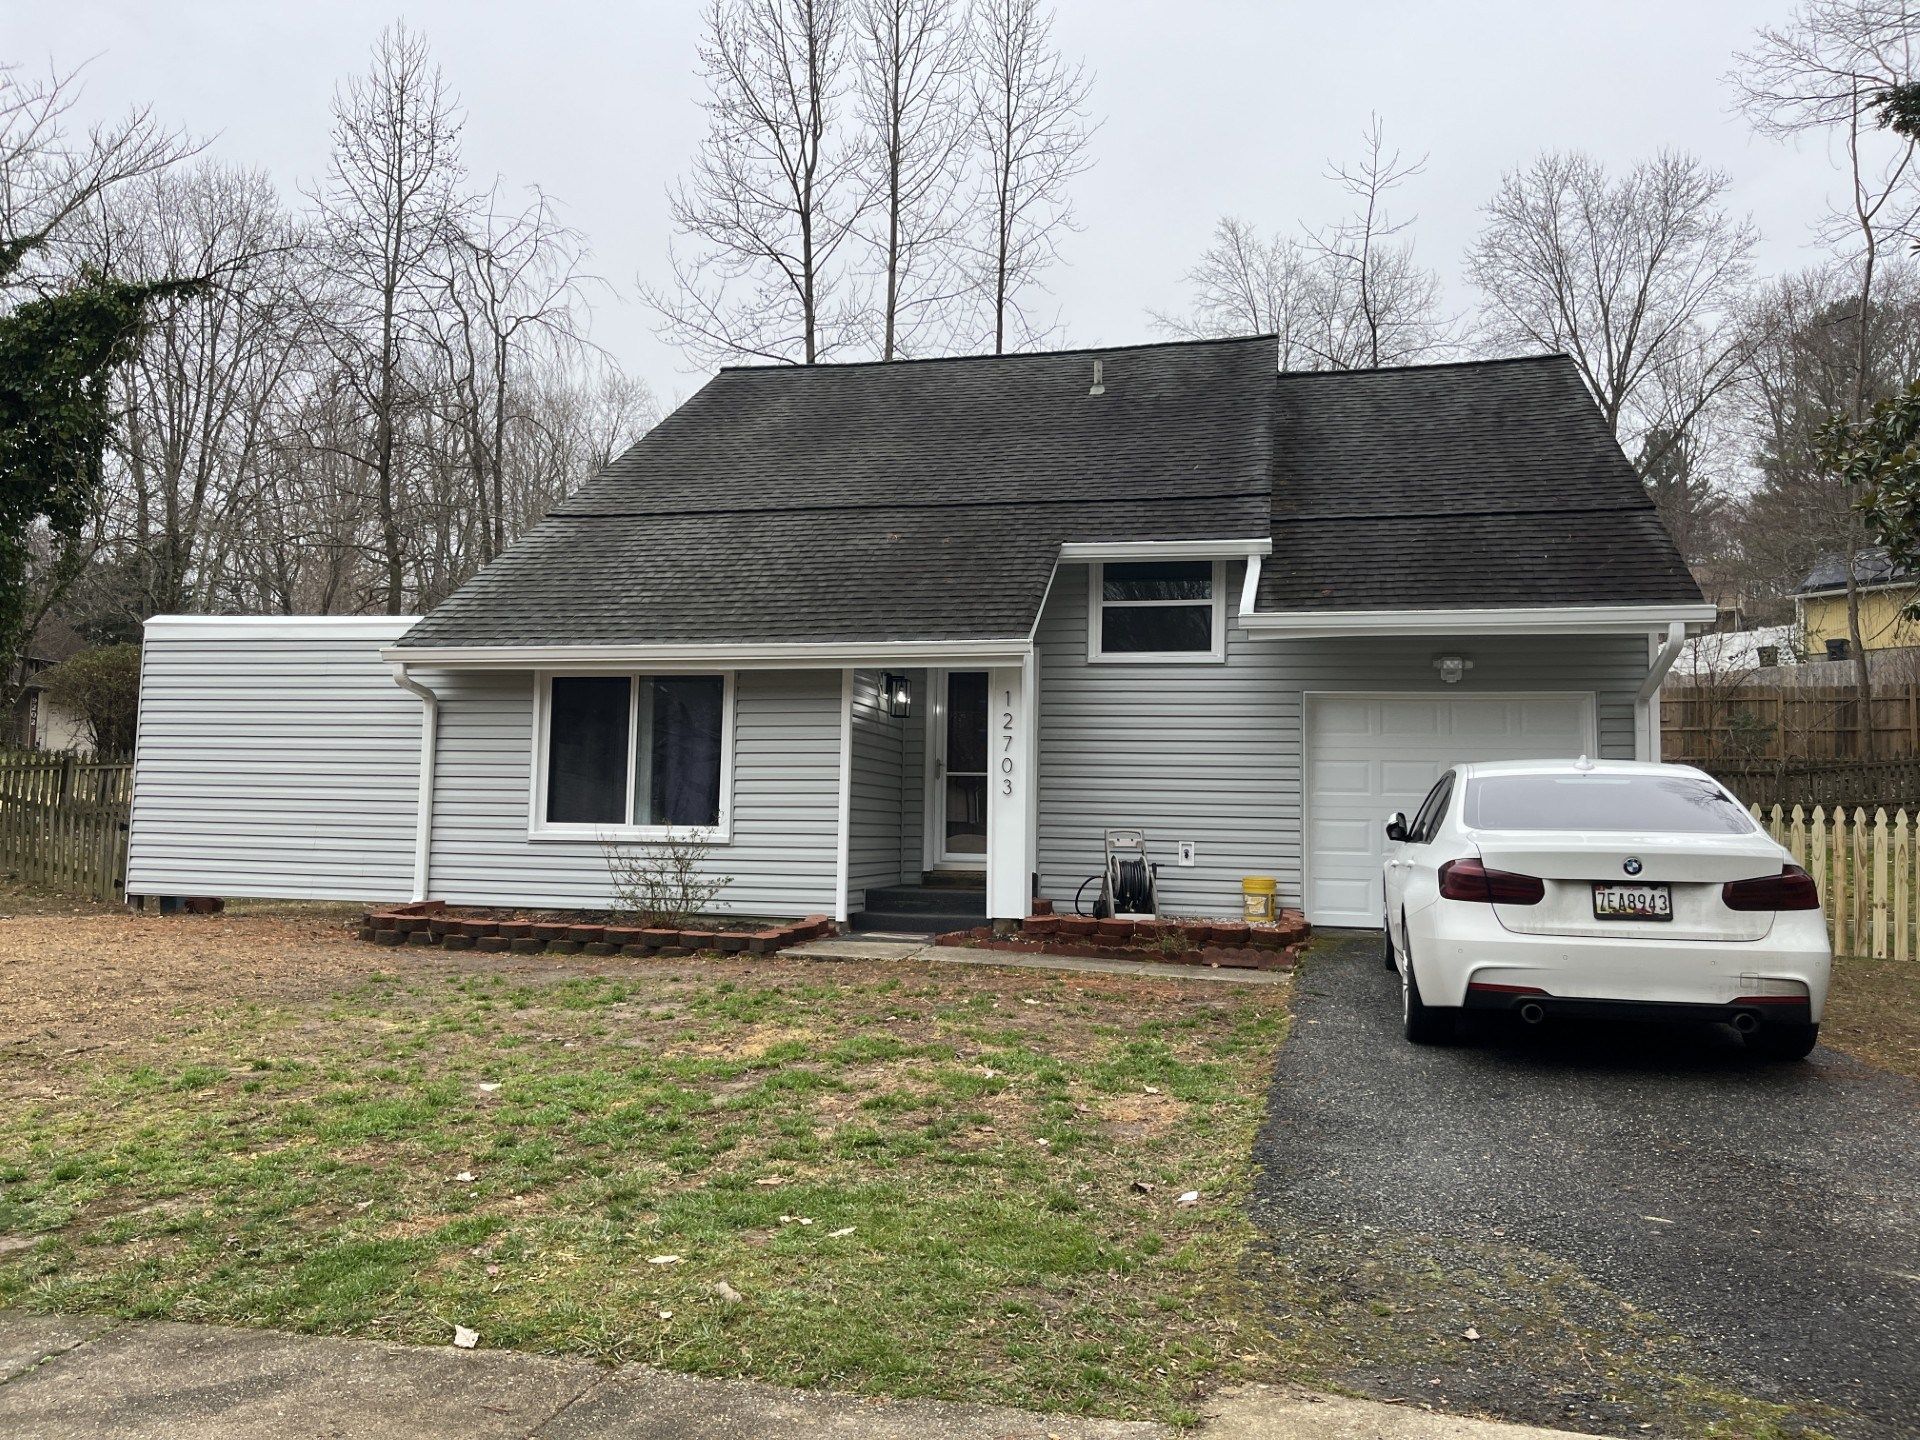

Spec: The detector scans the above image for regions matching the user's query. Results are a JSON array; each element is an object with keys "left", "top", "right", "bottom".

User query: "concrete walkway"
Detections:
[
  {"left": 0, "top": 1313, "right": 1591, "bottom": 1439},
  {"left": 786, "top": 937, "right": 1290, "bottom": 985}
]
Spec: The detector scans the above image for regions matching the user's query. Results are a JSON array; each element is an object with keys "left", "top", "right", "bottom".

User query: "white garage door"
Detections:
[{"left": 1305, "top": 693, "right": 1595, "bottom": 927}]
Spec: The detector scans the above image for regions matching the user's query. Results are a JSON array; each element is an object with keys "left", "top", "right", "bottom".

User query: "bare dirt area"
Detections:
[{"left": 0, "top": 900, "right": 377, "bottom": 1052}]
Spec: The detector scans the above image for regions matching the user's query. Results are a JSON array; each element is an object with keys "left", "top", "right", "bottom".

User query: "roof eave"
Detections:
[
  {"left": 1239, "top": 602, "right": 1719, "bottom": 639},
  {"left": 383, "top": 637, "right": 1037, "bottom": 671}
]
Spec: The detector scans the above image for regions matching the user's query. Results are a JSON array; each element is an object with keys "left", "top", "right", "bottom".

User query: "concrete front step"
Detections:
[
  {"left": 849, "top": 909, "right": 983, "bottom": 936},
  {"left": 861, "top": 884, "right": 987, "bottom": 916}
]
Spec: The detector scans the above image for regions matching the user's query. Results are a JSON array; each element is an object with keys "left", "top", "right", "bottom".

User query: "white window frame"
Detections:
[
  {"left": 1086, "top": 559, "right": 1227, "bottom": 664},
  {"left": 529, "top": 669, "right": 735, "bottom": 842}
]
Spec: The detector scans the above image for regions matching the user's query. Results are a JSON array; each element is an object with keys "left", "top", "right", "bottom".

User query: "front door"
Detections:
[{"left": 932, "top": 670, "right": 989, "bottom": 869}]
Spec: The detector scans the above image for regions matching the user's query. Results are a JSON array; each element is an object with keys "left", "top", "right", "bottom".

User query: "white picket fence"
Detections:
[{"left": 1749, "top": 804, "right": 1920, "bottom": 961}]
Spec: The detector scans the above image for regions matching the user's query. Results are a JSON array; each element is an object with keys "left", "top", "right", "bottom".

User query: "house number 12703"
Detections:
[{"left": 1001, "top": 691, "right": 1015, "bottom": 795}]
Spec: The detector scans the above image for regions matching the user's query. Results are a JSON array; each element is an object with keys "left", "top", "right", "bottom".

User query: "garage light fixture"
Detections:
[
  {"left": 882, "top": 672, "right": 913, "bottom": 718},
  {"left": 1432, "top": 654, "right": 1474, "bottom": 685}
]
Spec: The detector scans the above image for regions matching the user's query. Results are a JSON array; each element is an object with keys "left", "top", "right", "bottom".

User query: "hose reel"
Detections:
[{"left": 1079, "top": 827, "right": 1159, "bottom": 920}]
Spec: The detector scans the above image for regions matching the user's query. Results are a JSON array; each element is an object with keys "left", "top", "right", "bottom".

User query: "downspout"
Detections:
[
  {"left": 1635, "top": 621, "right": 1687, "bottom": 763},
  {"left": 389, "top": 663, "right": 439, "bottom": 903}
]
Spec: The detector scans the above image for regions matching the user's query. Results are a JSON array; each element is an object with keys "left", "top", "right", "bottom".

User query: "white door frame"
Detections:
[
  {"left": 924, "top": 667, "right": 990, "bottom": 871},
  {"left": 1299, "top": 689, "right": 1598, "bottom": 927}
]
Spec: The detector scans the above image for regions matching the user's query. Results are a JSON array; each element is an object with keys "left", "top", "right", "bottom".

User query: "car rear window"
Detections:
[{"left": 1464, "top": 774, "right": 1755, "bottom": 834}]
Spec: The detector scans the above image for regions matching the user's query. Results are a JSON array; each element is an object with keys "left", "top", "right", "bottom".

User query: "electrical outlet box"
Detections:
[{"left": 1176, "top": 840, "right": 1196, "bottom": 867}]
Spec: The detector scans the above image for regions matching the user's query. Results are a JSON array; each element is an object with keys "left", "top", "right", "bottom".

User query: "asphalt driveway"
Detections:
[{"left": 1251, "top": 931, "right": 1920, "bottom": 1440}]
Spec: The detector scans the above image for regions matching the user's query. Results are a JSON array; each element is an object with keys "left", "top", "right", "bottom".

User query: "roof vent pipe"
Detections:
[{"left": 1089, "top": 358, "right": 1105, "bottom": 396}]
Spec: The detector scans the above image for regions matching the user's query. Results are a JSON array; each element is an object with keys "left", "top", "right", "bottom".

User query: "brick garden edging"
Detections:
[
  {"left": 931, "top": 909, "right": 1310, "bottom": 973},
  {"left": 358, "top": 901, "right": 834, "bottom": 958}
]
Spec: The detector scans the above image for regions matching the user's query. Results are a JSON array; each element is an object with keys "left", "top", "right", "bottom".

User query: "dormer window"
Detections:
[{"left": 1088, "top": 560, "right": 1226, "bottom": 663}]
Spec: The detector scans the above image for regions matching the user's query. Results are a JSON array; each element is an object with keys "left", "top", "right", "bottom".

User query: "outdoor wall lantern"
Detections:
[
  {"left": 883, "top": 672, "right": 913, "bottom": 718},
  {"left": 1432, "top": 655, "right": 1474, "bottom": 685}
]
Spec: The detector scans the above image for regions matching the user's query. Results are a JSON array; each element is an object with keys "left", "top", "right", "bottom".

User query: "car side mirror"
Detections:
[{"left": 1385, "top": 812, "right": 1410, "bottom": 843}]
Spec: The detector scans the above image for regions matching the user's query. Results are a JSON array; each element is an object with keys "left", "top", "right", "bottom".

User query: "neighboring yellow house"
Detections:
[{"left": 1796, "top": 548, "right": 1920, "bottom": 657}]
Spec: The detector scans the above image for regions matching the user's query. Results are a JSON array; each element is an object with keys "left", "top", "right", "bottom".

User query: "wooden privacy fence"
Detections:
[
  {"left": 1750, "top": 803, "right": 1920, "bottom": 960},
  {"left": 1709, "top": 758, "right": 1920, "bottom": 812},
  {"left": 0, "top": 752, "right": 133, "bottom": 902},
  {"left": 1663, "top": 679, "right": 1920, "bottom": 763}
]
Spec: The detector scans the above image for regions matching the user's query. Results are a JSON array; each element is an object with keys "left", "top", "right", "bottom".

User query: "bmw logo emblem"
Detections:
[{"left": 1623, "top": 857, "right": 1643, "bottom": 876}]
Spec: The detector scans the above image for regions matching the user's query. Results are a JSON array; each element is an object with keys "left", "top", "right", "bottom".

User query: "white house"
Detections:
[{"left": 127, "top": 337, "right": 1712, "bottom": 930}]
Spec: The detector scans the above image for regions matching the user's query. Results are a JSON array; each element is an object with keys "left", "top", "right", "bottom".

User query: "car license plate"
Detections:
[{"left": 1592, "top": 883, "right": 1671, "bottom": 920}]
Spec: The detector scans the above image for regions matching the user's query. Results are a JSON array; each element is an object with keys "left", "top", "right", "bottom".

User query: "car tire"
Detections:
[
  {"left": 1399, "top": 934, "right": 1456, "bottom": 1045},
  {"left": 1749, "top": 1021, "right": 1819, "bottom": 1062},
  {"left": 1382, "top": 913, "right": 1397, "bottom": 971}
]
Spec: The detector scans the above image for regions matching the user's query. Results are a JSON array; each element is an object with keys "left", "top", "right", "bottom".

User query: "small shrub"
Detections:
[{"left": 603, "top": 828, "right": 733, "bottom": 928}]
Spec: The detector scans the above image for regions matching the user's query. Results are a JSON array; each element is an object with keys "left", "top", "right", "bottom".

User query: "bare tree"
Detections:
[
  {"left": 309, "top": 21, "right": 466, "bottom": 613},
  {"left": 81, "top": 162, "right": 308, "bottom": 617},
  {"left": 1149, "top": 217, "right": 1317, "bottom": 366},
  {"left": 0, "top": 59, "right": 194, "bottom": 278},
  {"left": 430, "top": 183, "right": 591, "bottom": 562},
  {"left": 646, "top": 0, "right": 868, "bottom": 365},
  {"left": 852, "top": 0, "right": 971, "bottom": 357},
  {"left": 967, "top": 0, "right": 1094, "bottom": 354},
  {"left": 1305, "top": 116, "right": 1455, "bottom": 368},
  {"left": 1466, "top": 149, "right": 1760, "bottom": 470},
  {"left": 1732, "top": 1, "right": 1919, "bottom": 751}
]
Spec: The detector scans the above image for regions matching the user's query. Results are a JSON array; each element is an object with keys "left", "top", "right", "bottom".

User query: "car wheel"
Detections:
[
  {"left": 1748, "top": 1021, "right": 1819, "bottom": 1062},
  {"left": 1382, "top": 913, "right": 1397, "bottom": 971},
  {"left": 1399, "top": 933, "right": 1455, "bottom": 1045}
]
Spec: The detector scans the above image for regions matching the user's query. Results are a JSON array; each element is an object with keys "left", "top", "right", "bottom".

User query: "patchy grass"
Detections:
[
  {"left": 1823, "top": 953, "right": 1920, "bottom": 1081},
  {"left": 0, "top": 912, "right": 1288, "bottom": 1423}
]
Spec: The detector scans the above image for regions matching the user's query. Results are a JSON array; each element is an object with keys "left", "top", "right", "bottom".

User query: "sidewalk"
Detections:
[{"left": 0, "top": 1313, "right": 1590, "bottom": 1439}]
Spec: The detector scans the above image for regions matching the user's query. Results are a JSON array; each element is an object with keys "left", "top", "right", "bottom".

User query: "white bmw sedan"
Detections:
[{"left": 1382, "top": 759, "right": 1831, "bottom": 1059}]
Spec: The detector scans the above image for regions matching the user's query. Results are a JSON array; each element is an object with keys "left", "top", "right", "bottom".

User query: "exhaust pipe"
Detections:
[
  {"left": 1518, "top": 1001, "right": 1546, "bottom": 1026},
  {"left": 1732, "top": 1012, "right": 1760, "bottom": 1035}
]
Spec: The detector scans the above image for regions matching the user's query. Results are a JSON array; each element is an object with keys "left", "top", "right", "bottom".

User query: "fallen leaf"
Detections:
[
  {"left": 1176, "top": 1190, "right": 1200, "bottom": 1208},
  {"left": 452, "top": 1171, "right": 476, "bottom": 1184},
  {"left": 648, "top": 1254, "right": 682, "bottom": 1265},
  {"left": 753, "top": 1177, "right": 785, "bottom": 1187},
  {"left": 452, "top": 1325, "right": 478, "bottom": 1350},
  {"left": 1130, "top": 1181, "right": 1155, "bottom": 1195},
  {"left": 826, "top": 1226, "right": 855, "bottom": 1238},
  {"left": 657, "top": 1309, "right": 673, "bottom": 1320},
  {"left": 712, "top": 1280, "right": 744, "bottom": 1304},
  {"left": 476, "top": 1082, "right": 501, "bottom": 1094},
  {"left": 1143, "top": 1085, "right": 1161, "bottom": 1095},
  {"left": 485, "top": 1264, "right": 500, "bottom": 1277},
  {"left": 1463, "top": 1327, "right": 1480, "bottom": 1341}
]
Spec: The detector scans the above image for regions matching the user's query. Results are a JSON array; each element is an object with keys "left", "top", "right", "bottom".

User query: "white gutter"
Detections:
[
  {"left": 388, "top": 663, "right": 440, "bottom": 903},
  {"left": 1057, "top": 537, "right": 1273, "bottom": 560},
  {"left": 1240, "top": 601, "right": 1719, "bottom": 638},
  {"left": 381, "top": 637, "right": 1033, "bottom": 670},
  {"left": 1634, "top": 620, "right": 1688, "bottom": 763}
]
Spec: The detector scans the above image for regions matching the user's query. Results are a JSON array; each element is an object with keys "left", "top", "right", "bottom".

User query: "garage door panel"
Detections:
[
  {"left": 1380, "top": 759, "right": 1439, "bottom": 794},
  {"left": 1379, "top": 703, "right": 1442, "bottom": 737},
  {"left": 1306, "top": 693, "right": 1592, "bottom": 927}
]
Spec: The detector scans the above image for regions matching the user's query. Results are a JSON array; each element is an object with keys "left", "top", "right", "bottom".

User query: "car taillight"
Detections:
[
  {"left": 1722, "top": 865, "right": 1821, "bottom": 912},
  {"left": 1438, "top": 857, "right": 1545, "bottom": 905}
]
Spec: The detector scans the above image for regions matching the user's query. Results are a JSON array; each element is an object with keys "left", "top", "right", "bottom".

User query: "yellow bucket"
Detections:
[{"left": 1242, "top": 875, "right": 1277, "bottom": 923}]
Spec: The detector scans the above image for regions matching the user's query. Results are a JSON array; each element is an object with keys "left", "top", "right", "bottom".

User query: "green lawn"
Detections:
[{"left": 0, "top": 919, "right": 1289, "bottom": 1423}]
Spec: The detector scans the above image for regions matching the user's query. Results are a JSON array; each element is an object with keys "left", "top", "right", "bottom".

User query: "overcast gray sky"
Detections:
[{"left": 3, "top": 0, "right": 1846, "bottom": 409}]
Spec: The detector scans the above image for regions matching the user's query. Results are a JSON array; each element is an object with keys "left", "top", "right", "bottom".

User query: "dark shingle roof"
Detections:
[
  {"left": 399, "top": 336, "right": 1275, "bottom": 649},
  {"left": 1797, "top": 546, "right": 1913, "bottom": 595},
  {"left": 1256, "top": 354, "right": 1704, "bottom": 613},
  {"left": 400, "top": 341, "right": 1704, "bottom": 651}
]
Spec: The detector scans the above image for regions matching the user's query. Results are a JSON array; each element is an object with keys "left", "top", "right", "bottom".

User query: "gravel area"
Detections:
[{"left": 1252, "top": 931, "right": 1920, "bottom": 1440}]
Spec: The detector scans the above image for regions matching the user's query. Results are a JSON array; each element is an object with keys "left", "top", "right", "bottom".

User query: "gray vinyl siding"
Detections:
[
  {"left": 848, "top": 669, "right": 909, "bottom": 908},
  {"left": 424, "top": 667, "right": 840, "bottom": 917},
  {"left": 127, "top": 621, "right": 422, "bottom": 901},
  {"left": 1035, "top": 564, "right": 1650, "bottom": 918}
]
